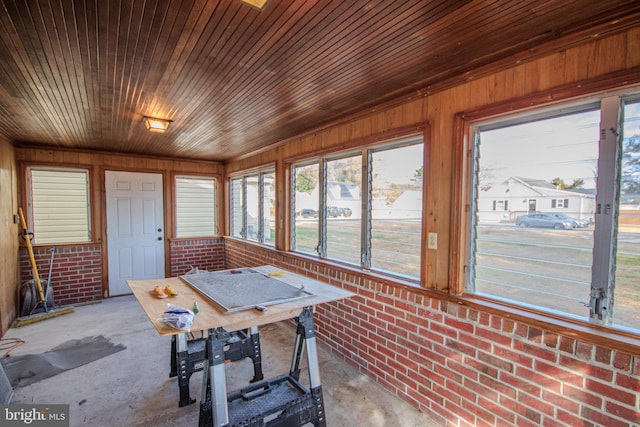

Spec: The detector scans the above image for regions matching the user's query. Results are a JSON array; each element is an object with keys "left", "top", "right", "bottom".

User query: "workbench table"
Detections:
[{"left": 128, "top": 265, "right": 354, "bottom": 427}]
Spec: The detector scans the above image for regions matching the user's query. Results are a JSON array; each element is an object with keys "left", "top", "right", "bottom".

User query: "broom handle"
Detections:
[
  {"left": 18, "top": 208, "right": 46, "bottom": 303},
  {"left": 47, "top": 246, "right": 55, "bottom": 282}
]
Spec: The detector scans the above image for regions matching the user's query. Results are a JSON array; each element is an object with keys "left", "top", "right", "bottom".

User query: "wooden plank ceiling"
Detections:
[{"left": 0, "top": 0, "right": 639, "bottom": 162}]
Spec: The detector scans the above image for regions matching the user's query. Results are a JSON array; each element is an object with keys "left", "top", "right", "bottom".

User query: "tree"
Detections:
[
  {"left": 551, "top": 177, "right": 584, "bottom": 190},
  {"left": 477, "top": 165, "right": 499, "bottom": 191},
  {"left": 295, "top": 167, "right": 317, "bottom": 193},
  {"left": 328, "top": 157, "right": 361, "bottom": 185},
  {"left": 621, "top": 130, "right": 640, "bottom": 194},
  {"left": 411, "top": 166, "right": 423, "bottom": 188},
  {"left": 414, "top": 166, "right": 423, "bottom": 179}
]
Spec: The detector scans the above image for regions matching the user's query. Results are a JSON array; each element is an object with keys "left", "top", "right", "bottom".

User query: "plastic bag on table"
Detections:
[{"left": 158, "top": 303, "right": 194, "bottom": 332}]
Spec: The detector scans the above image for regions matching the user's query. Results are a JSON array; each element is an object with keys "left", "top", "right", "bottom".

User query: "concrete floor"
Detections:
[{"left": 2, "top": 295, "right": 442, "bottom": 427}]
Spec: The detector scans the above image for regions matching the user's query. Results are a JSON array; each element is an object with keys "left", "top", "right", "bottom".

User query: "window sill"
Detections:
[
  {"left": 223, "top": 239, "right": 639, "bottom": 354},
  {"left": 458, "top": 294, "right": 640, "bottom": 356},
  {"left": 290, "top": 250, "right": 423, "bottom": 289},
  {"left": 168, "top": 236, "right": 223, "bottom": 242},
  {"left": 303, "top": 253, "right": 640, "bottom": 356},
  {"left": 223, "top": 235, "right": 275, "bottom": 247},
  {"left": 27, "top": 241, "right": 96, "bottom": 248}
]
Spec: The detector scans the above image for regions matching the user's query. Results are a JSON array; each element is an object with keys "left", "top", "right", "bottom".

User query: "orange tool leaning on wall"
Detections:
[{"left": 18, "top": 208, "right": 47, "bottom": 312}]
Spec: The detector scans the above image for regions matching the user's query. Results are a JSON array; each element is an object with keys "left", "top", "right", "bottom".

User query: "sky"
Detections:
[{"left": 478, "top": 107, "right": 630, "bottom": 191}]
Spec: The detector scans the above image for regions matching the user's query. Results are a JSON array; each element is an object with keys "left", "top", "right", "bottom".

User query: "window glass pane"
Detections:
[
  {"left": 263, "top": 172, "right": 275, "bottom": 245},
  {"left": 370, "top": 143, "right": 423, "bottom": 278},
  {"left": 326, "top": 155, "right": 361, "bottom": 264},
  {"left": 615, "top": 101, "right": 640, "bottom": 330},
  {"left": 293, "top": 163, "right": 319, "bottom": 254},
  {"left": 246, "top": 176, "right": 259, "bottom": 241},
  {"left": 472, "top": 110, "right": 599, "bottom": 317},
  {"left": 175, "top": 177, "right": 217, "bottom": 237},
  {"left": 30, "top": 169, "right": 90, "bottom": 243},
  {"left": 230, "top": 178, "right": 244, "bottom": 238}
]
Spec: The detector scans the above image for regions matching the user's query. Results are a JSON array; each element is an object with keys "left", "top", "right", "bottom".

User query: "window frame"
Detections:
[
  {"left": 289, "top": 135, "right": 425, "bottom": 281},
  {"left": 493, "top": 200, "right": 508, "bottom": 211},
  {"left": 551, "top": 198, "right": 569, "bottom": 209},
  {"left": 26, "top": 166, "right": 92, "bottom": 244},
  {"left": 452, "top": 80, "right": 640, "bottom": 342},
  {"left": 290, "top": 160, "right": 321, "bottom": 255},
  {"left": 228, "top": 166, "right": 276, "bottom": 246},
  {"left": 230, "top": 176, "right": 246, "bottom": 238}
]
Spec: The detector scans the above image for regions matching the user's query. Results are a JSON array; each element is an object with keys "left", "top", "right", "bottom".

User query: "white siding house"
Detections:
[{"left": 478, "top": 177, "right": 595, "bottom": 223}]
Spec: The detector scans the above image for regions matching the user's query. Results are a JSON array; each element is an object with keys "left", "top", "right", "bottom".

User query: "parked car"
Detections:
[
  {"left": 515, "top": 213, "right": 573, "bottom": 230},
  {"left": 299, "top": 209, "right": 318, "bottom": 218},
  {"left": 327, "top": 206, "right": 353, "bottom": 218},
  {"left": 547, "top": 213, "right": 589, "bottom": 228}
]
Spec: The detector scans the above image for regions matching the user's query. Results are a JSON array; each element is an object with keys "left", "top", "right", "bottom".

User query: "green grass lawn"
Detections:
[
  {"left": 475, "top": 224, "right": 640, "bottom": 329},
  {"left": 293, "top": 218, "right": 640, "bottom": 330},
  {"left": 294, "top": 218, "right": 421, "bottom": 278}
]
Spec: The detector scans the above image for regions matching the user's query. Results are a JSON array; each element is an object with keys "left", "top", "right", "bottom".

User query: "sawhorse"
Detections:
[
  {"left": 199, "top": 307, "right": 326, "bottom": 427},
  {"left": 170, "top": 326, "right": 264, "bottom": 407}
]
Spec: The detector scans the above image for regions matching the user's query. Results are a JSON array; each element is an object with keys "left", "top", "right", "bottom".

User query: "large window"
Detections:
[
  {"left": 291, "top": 137, "right": 423, "bottom": 279},
  {"left": 292, "top": 163, "right": 319, "bottom": 254},
  {"left": 230, "top": 169, "right": 275, "bottom": 245},
  {"left": 326, "top": 155, "right": 361, "bottom": 264},
  {"left": 175, "top": 176, "right": 217, "bottom": 237},
  {"left": 468, "top": 92, "right": 640, "bottom": 331},
  {"left": 28, "top": 167, "right": 91, "bottom": 244},
  {"left": 616, "top": 99, "right": 640, "bottom": 331},
  {"left": 230, "top": 177, "right": 244, "bottom": 238}
]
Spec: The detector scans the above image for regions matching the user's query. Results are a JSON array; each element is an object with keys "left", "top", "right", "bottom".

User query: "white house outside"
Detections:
[{"left": 478, "top": 177, "right": 596, "bottom": 224}]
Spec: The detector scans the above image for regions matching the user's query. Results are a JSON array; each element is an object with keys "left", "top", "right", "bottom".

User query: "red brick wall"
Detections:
[
  {"left": 225, "top": 238, "right": 640, "bottom": 427},
  {"left": 169, "top": 238, "right": 225, "bottom": 276},
  {"left": 20, "top": 244, "right": 102, "bottom": 306},
  {"left": 18, "top": 239, "right": 226, "bottom": 308}
]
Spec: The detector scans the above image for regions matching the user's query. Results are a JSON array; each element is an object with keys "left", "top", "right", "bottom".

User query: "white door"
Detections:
[{"left": 106, "top": 171, "right": 165, "bottom": 296}]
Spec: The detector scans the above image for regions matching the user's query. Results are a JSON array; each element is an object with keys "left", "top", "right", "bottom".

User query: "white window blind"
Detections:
[
  {"left": 30, "top": 168, "right": 90, "bottom": 243},
  {"left": 175, "top": 176, "right": 217, "bottom": 237}
]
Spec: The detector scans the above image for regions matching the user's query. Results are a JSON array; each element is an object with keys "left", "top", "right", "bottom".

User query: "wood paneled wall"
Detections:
[{"left": 0, "top": 139, "right": 18, "bottom": 335}]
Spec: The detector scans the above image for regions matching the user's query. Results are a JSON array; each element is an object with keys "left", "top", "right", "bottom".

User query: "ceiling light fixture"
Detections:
[
  {"left": 142, "top": 116, "right": 172, "bottom": 133},
  {"left": 240, "top": 0, "right": 269, "bottom": 11}
]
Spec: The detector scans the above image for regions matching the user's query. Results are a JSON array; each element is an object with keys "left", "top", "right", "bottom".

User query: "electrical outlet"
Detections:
[{"left": 428, "top": 232, "right": 437, "bottom": 250}]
